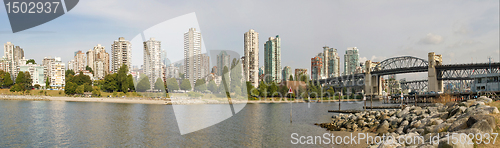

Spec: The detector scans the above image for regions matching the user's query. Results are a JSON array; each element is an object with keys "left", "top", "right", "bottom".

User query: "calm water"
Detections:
[{"left": 0, "top": 100, "right": 391, "bottom": 147}]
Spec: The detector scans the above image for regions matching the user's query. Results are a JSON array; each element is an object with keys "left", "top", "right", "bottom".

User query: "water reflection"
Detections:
[{"left": 0, "top": 100, "right": 396, "bottom": 147}]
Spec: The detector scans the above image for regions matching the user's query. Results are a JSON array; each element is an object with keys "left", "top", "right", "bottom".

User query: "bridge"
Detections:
[{"left": 317, "top": 52, "right": 500, "bottom": 97}]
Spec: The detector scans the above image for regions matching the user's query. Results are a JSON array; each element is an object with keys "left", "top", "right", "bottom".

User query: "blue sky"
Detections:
[{"left": 0, "top": 0, "right": 498, "bottom": 80}]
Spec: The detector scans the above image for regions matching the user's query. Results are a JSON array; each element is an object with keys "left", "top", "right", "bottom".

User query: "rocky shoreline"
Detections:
[{"left": 316, "top": 96, "right": 499, "bottom": 148}]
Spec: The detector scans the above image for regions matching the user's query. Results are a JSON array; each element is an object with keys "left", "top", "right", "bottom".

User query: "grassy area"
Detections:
[{"left": 478, "top": 100, "right": 500, "bottom": 148}]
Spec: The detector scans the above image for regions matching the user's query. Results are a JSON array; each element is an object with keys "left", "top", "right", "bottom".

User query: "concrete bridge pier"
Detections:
[
  {"left": 428, "top": 52, "right": 443, "bottom": 92},
  {"left": 365, "top": 60, "right": 382, "bottom": 98}
]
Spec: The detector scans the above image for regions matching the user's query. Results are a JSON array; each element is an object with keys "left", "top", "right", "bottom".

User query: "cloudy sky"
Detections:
[{"left": 0, "top": 0, "right": 498, "bottom": 80}]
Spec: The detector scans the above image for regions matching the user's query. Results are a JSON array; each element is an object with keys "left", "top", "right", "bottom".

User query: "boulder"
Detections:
[
  {"left": 410, "top": 120, "right": 422, "bottom": 128},
  {"left": 484, "top": 107, "right": 499, "bottom": 114},
  {"left": 477, "top": 96, "right": 493, "bottom": 103},
  {"left": 466, "top": 115, "right": 496, "bottom": 129},
  {"left": 417, "top": 143, "right": 438, "bottom": 148},
  {"left": 448, "top": 117, "right": 469, "bottom": 132},
  {"left": 437, "top": 133, "right": 473, "bottom": 148},
  {"left": 470, "top": 120, "right": 493, "bottom": 133},
  {"left": 434, "top": 123, "right": 451, "bottom": 133},
  {"left": 454, "top": 128, "right": 482, "bottom": 135},
  {"left": 447, "top": 107, "right": 463, "bottom": 118},
  {"left": 377, "top": 142, "right": 401, "bottom": 148},
  {"left": 458, "top": 102, "right": 470, "bottom": 107},
  {"left": 377, "top": 120, "right": 390, "bottom": 134},
  {"left": 399, "top": 132, "right": 425, "bottom": 146}
]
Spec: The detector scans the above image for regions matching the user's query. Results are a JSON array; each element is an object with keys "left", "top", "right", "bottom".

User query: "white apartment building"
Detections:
[
  {"left": 50, "top": 57, "right": 65, "bottom": 88},
  {"left": 87, "top": 44, "right": 110, "bottom": 79},
  {"left": 183, "top": 28, "right": 202, "bottom": 89},
  {"left": 143, "top": 38, "right": 163, "bottom": 90},
  {"left": 111, "top": 37, "right": 132, "bottom": 73},
  {"left": 244, "top": 29, "right": 259, "bottom": 87},
  {"left": 74, "top": 50, "right": 86, "bottom": 72}
]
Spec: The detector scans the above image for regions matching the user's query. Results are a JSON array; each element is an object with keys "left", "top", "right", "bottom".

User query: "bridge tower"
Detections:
[
  {"left": 428, "top": 52, "right": 443, "bottom": 92},
  {"left": 365, "top": 60, "right": 382, "bottom": 96}
]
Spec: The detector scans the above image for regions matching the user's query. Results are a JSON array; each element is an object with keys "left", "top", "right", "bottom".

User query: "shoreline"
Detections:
[{"left": 0, "top": 94, "right": 373, "bottom": 105}]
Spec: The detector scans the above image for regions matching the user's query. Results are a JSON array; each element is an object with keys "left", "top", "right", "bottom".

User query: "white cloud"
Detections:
[
  {"left": 446, "top": 40, "right": 481, "bottom": 48},
  {"left": 360, "top": 55, "right": 387, "bottom": 63},
  {"left": 418, "top": 33, "right": 444, "bottom": 45}
]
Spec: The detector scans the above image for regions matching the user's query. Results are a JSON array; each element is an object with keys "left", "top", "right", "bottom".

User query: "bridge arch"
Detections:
[{"left": 373, "top": 56, "right": 428, "bottom": 71}]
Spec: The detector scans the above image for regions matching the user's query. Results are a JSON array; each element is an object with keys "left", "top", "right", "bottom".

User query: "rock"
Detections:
[
  {"left": 454, "top": 128, "right": 482, "bottom": 135},
  {"left": 397, "top": 107, "right": 411, "bottom": 118},
  {"left": 448, "top": 117, "right": 469, "bottom": 132},
  {"left": 377, "top": 120, "right": 390, "bottom": 134},
  {"left": 470, "top": 120, "right": 493, "bottom": 133},
  {"left": 484, "top": 107, "right": 499, "bottom": 114},
  {"left": 448, "top": 107, "right": 463, "bottom": 118},
  {"left": 410, "top": 120, "right": 422, "bottom": 128},
  {"left": 425, "top": 125, "right": 437, "bottom": 134},
  {"left": 417, "top": 144, "right": 438, "bottom": 148},
  {"left": 458, "top": 102, "right": 470, "bottom": 107},
  {"left": 434, "top": 123, "right": 451, "bottom": 133},
  {"left": 358, "top": 120, "right": 366, "bottom": 127},
  {"left": 466, "top": 115, "right": 496, "bottom": 129},
  {"left": 396, "top": 127, "right": 404, "bottom": 134},
  {"left": 400, "top": 120, "right": 409, "bottom": 127},
  {"left": 399, "top": 132, "right": 424, "bottom": 146},
  {"left": 438, "top": 133, "right": 473, "bottom": 148},
  {"left": 445, "top": 102, "right": 458, "bottom": 108},
  {"left": 477, "top": 96, "right": 493, "bottom": 103},
  {"left": 431, "top": 119, "right": 444, "bottom": 125},
  {"left": 377, "top": 142, "right": 401, "bottom": 148}
]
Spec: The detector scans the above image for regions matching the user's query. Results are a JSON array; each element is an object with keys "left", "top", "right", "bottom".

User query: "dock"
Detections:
[
  {"left": 363, "top": 106, "right": 401, "bottom": 109},
  {"left": 328, "top": 110, "right": 362, "bottom": 113}
]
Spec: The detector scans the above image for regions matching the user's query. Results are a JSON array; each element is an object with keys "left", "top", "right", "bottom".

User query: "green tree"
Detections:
[
  {"left": 65, "top": 82, "right": 77, "bottom": 95},
  {"left": 154, "top": 78, "right": 165, "bottom": 91},
  {"left": 289, "top": 75, "right": 294, "bottom": 81},
  {"left": 269, "top": 82, "right": 278, "bottom": 97},
  {"left": 85, "top": 66, "right": 94, "bottom": 74},
  {"left": 3, "top": 72, "right": 13, "bottom": 88},
  {"left": 102, "top": 74, "right": 117, "bottom": 92},
  {"left": 76, "top": 85, "right": 84, "bottom": 94},
  {"left": 15, "top": 71, "right": 25, "bottom": 84},
  {"left": 26, "top": 59, "right": 36, "bottom": 64},
  {"left": 207, "top": 80, "right": 217, "bottom": 93},
  {"left": 10, "top": 84, "right": 22, "bottom": 92},
  {"left": 279, "top": 84, "right": 288, "bottom": 96},
  {"left": 230, "top": 59, "right": 242, "bottom": 91},
  {"left": 166, "top": 78, "right": 179, "bottom": 91},
  {"left": 180, "top": 79, "right": 192, "bottom": 91},
  {"left": 251, "top": 88, "right": 260, "bottom": 98},
  {"left": 300, "top": 74, "right": 308, "bottom": 82},
  {"left": 136, "top": 76, "right": 151, "bottom": 92},
  {"left": 92, "top": 86, "right": 101, "bottom": 97},
  {"left": 127, "top": 74, "right": 135, "bottom": 91},
  {"left": 84, "top": 83, "right": 93, "bottom": 92},
  {"left": 245, "top": 81, "right": 254, "bottom": 97},
  {"left": 117, "top": 64, "right": 129, "bottom": 92},
  {"left": 65, "top": 70, "right": 75, "bottom": 78},
  {"left": 179, "top": 73, "right": 185, "bottom": 79},
  {"left": 233, "top": 86, "right": 241, "bottom": 96},
  {"left": 218, "top": 83, "right": 226, "bottom": 94},
  {"left": 194, "top": 79, "right": 206, "bottom": 92},
  {"left": 71, "top": 71, "right": 92, "bottom": 85},
  {"left": 45, "top": 77, "right": 50, "bottom": 89},
  {"left": 258, "top": 81, "right": 267, "bottom": 97}
]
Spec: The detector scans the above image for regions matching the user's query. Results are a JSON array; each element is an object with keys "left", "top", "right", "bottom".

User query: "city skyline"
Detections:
[{"left": 0, "top": 1, "right": 496, "bottom": 81}]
